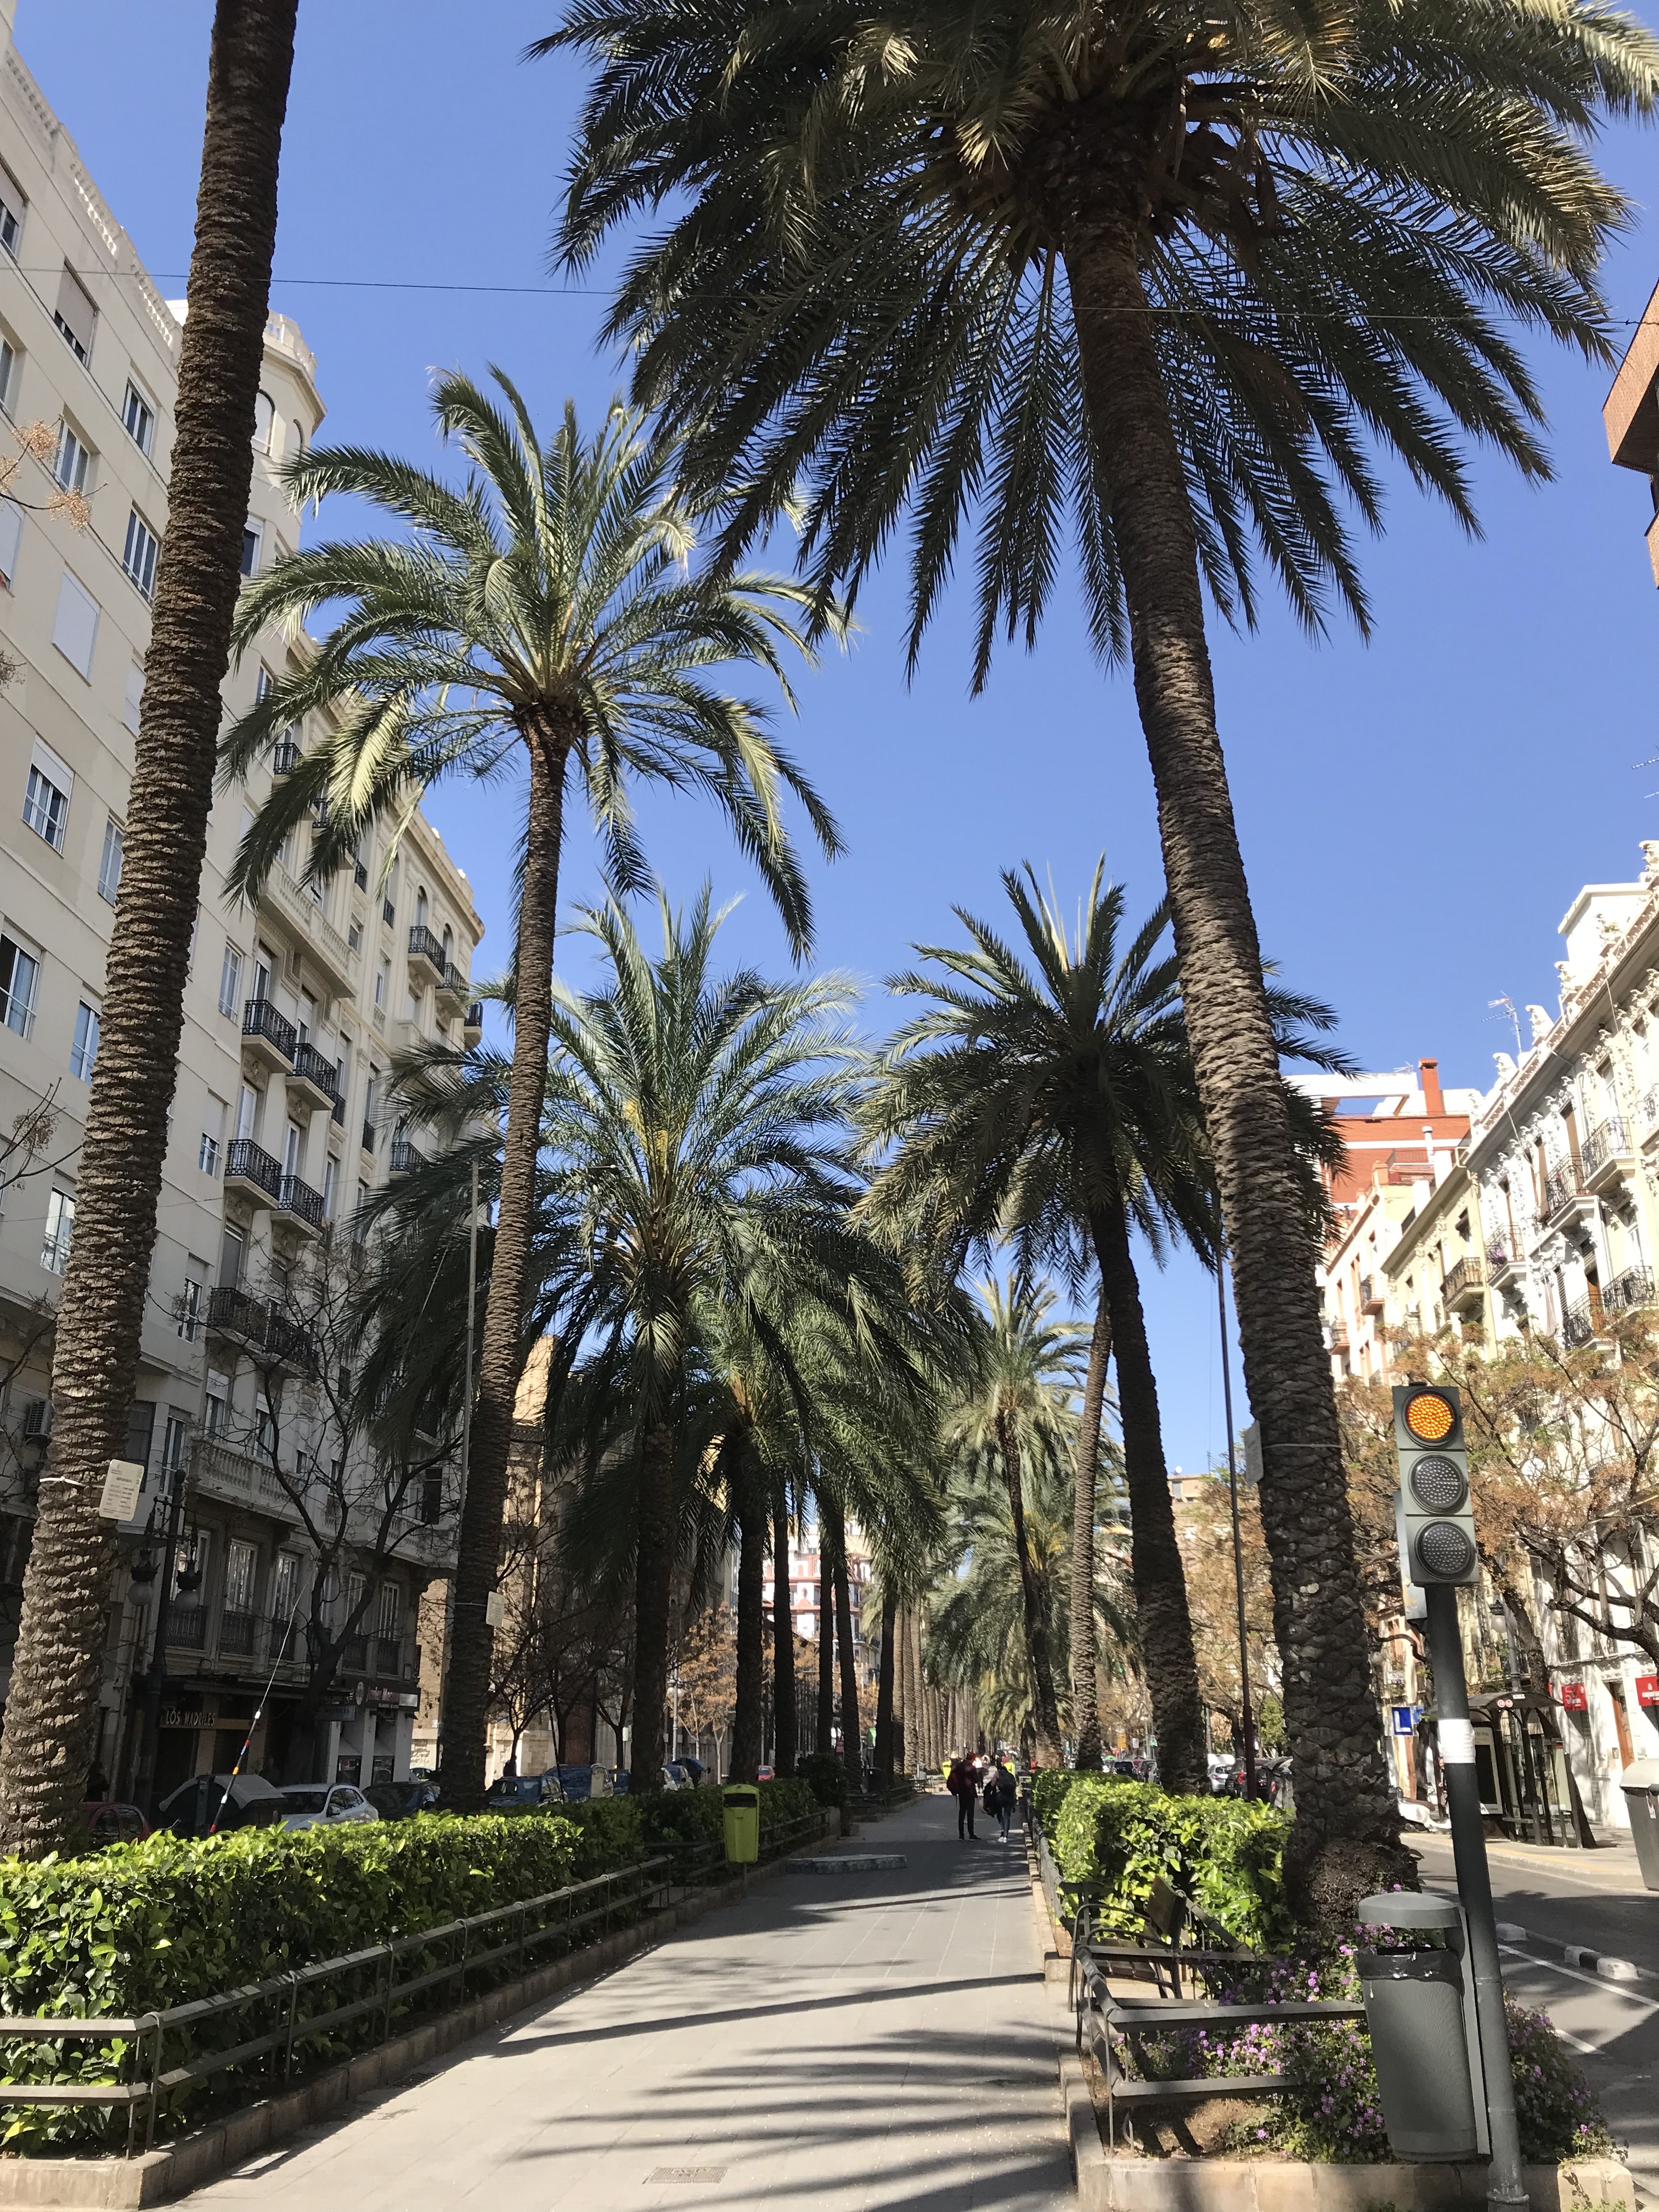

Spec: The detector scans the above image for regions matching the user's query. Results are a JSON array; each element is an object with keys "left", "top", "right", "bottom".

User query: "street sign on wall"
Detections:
[
  {"left": 1635, "top": 1675, "right": 1659, "bottom": 1707},
  {"left": 1558, "top": 1683, "right": 1589, "bottom": 1711},
  {"left": 1390, "top": 1703, "right": 1423, "bottom": 1736}
]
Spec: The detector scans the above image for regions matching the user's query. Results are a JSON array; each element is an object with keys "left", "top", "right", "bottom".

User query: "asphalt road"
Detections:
[{"left": 1413, "top": 1834, "right": 1659, "bottom": 2204}]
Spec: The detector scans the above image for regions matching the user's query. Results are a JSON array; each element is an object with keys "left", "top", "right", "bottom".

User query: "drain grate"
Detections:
[{"left": 647, "top": 2168, "right": 728, "bottom": 2184}]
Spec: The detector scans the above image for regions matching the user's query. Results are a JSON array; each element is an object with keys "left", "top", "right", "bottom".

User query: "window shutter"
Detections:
[
  {"left": 50, "top": 568, "right": 99, "bottom": 678},
  {"left": 54, "top": 267, "right": 96, "bottom": 358},
  {"left": 30, "top": 737, "right": 74, "bottom": 807},
  {"left": 0, "top": 498, "right": 21, "bottom": 584}
]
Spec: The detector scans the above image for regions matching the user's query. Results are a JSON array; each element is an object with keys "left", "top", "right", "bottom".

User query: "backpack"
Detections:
[{"left": 983, "top": 1779, "right": 997, "bottom": 1813}]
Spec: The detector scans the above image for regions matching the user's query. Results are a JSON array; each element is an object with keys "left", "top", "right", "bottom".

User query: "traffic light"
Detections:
[{"left": 1392, "top": 1383, "right": 1479, "bottom": 1586}]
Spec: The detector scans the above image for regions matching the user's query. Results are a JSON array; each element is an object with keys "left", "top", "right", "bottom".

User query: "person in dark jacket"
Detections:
[
  {"left": 989, "top": 1758, "right": 1018, "bottom": 1842},
  {"left": 947, "top": 1754, "right": 977, "bottom": 1839}
]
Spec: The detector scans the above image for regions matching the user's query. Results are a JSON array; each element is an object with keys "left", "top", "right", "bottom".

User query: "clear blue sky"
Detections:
[{"left": 21, "top": 0, "right": 1659, "bottom": 1474}]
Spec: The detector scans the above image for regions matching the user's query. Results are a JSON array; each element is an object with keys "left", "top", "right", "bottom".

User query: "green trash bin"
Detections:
[
  {"left": 1356, "top": 1893, "right": 1486, "bottom": 2162},
  {"left": 723, "top": 1784, "right": 760, "bottom": 1865}
]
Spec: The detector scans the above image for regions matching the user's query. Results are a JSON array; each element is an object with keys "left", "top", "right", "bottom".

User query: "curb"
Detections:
[{"left": 1494, "top": 1922, "right": 1652, "bottom": 1987}]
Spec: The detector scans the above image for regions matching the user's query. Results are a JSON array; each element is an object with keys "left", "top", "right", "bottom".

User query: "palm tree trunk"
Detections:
[
  {"left": 442, "top": 729, "right": 569, "bottom": 1810},
  {"left": 771, "top": 1491, "right": 797, "bottom": 1776},
  {"left": 1070, "top": 1285, "right": 1113, "bottom": 1771},
  {"left": 1088, "top": 1203, "right": 1206, "bottom": 1792},
  {"left": 731, "top": 1477, "right": 765, "bottom": 1784},
  {"left": 0, "top": 0, "right": 297, "bottom": 1860},
  {"left": 995, "top": 1413, "right": 1063, "bottom": 1761},
  {"left": 824, "top": 1501, "right": 863, "bottom": 1803},
  {"left": 817, "top": 1551, "right": 835, "bottom": 1754},
  {"left": 630, "top": 1418, "right": 677, "bottom": 1790},
  {"left": 1064, "top": 219, "right": 1405, "bottom": 1923},
  {"left": 874, "top": 1591, "right": 896, "bottom": 1791}
]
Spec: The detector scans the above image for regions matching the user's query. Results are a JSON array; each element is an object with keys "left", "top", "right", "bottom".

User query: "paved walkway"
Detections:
[{"left": 187, "top": 1795, "right": 1071, "bottom": 2212}]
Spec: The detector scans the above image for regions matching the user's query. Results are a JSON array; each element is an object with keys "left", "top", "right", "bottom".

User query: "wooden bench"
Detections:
[{"left": 1074, "top": 1953, "right": 1367, "bottom": 2146}]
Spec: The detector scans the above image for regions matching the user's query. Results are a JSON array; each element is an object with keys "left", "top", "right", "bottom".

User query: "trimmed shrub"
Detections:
[
  {"left": 795, "top": 1753, "right": 847, "bottom": 1809},
  {"left": 1044, "top": 1775, "right": 1293, "bottom": 1953}
]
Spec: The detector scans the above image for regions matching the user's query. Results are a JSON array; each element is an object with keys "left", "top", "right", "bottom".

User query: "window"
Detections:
[
  {"left": 200, "top": 1094, "right": 225, "bottom": 1175},
  {"left": 121, "top": 379, "right": 155, "bottom": 457},
  {"left": 53, "top": 268, "right": 95, "bottom": 363},
  {"left": 0, "top": 166, "right": 22, "bottom": 257},
  {"left": 204, "top": 1369, "right": 229, "bottom": 1439},
  {"left": 0, "top": 496, "right": 21, "bottom": 585},
  {"left": 235, "top": 1084, "right": 258, "bottom": 1142},
  {"left": 376, "top": 1581, "right": 402, "bottom": 1638},
  {"left": 69, "top": 1001, "right": 99, "bottom": 1081},
  {"left": 122, "top": 659, "right": 144, "bottom": 736},
  {"left": 225, "top": 1539, "right": 258, "bottom": 1614},
  {"left": 321, "top": 1155, "right": 337, "bottom": 1219},
  {"left": 217, "top": 943, "right": 242, "bottom": 1018},
  {"left": 41, "top": 1188, "right": 74, "bottom": 1273},
  {"left": 0, "top": 932, "right": 40, "bottom": 1036},
  {"left": 161, "top": 1412, "right": 189, "bottom": 1479},
  {"left": 98, "top": 815, "right": 124, "bottom": 902},
  {"left": 51, "top": 568, "right": 99, "bottom": 679},
  {"left": 23, "top": 754, "right": 70, "bottom": 851},
  {"left": 218, "top": 1224, "right": 244, "bottom": 1289},
  {"left": 177, "top": 1272, "right": 204, "bottom": 1342},
  {"left": 240, "top": 522, "right": 261, "bottom": 577},
  {"left": 253, "top": 390, "right": 275, "bottom": 454},
  {"left": 415, "top": 888, "right": 428, "bottom": 930},
  {"left": 54, "top": 422, "right": 91, "bottom": 496},
  {"left": 272, "top": 1551, "right": 300, "bottom": 1621},
  {"left": 122, "top": 509, "right": 159, "bottom": 599},
  {"left": 374, "top": 958, "right": 388, "bottom": 1011}
]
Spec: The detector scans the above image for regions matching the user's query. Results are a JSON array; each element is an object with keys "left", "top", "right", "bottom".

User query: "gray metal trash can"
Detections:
[
  {"left": 1356, "top": 1894, "right": 1485, "bottom": 2162},
  {"left": 1621, "top": 1757, "right": 1659, "bottom": 1892}
]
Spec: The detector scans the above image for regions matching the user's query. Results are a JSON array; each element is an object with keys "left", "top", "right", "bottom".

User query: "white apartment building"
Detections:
[{"left": 0, "top": 20, "right": 482, "bottom": 1801}]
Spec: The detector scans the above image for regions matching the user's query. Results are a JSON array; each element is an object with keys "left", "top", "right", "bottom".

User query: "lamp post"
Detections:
[
  {"left": 1216, "top": 1260, "right": 1257, "bottom": 1801},
  {"left": 123, "top": 1446, "right": 191, "bottom": 1814}
]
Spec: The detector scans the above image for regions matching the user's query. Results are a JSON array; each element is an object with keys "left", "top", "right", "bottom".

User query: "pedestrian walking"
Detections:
[
  {"left": 947, "top": 1753, "right": 978, "bottom": 1839},
  {"left": 990, "top": 1758, "right": 1017, "bottom": 1842}
]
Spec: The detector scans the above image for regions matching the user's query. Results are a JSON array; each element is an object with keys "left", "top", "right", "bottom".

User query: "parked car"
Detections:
[
  {"left": 82, "top": 1801, "right": 151, "bottom": 1848},
  {"left": 755, "top": 1764, "right": 774, "bottom": 1783},
  {"left": 484, "top": 1771, "right": 564, "bottom": 1811},
  {"left": 159, "top": 1771, "right": 287, "bottom": 1838},
  {"left": 276, "top": 1783, "right": 379, "bottom": 1832},
  {"left": 666, "top": 1758, "right": 705, "bottom": 1788},
  {"left": 364, "top": 1779, "right": 439, "bottom": 1821}
]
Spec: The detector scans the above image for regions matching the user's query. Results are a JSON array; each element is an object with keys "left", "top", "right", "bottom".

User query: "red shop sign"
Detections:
[
  {"left": 1558, "top": 1683, "right": 1589, "bottom": 1711},
  {"left": 1636, "top": 1675, "right": 1659, "bottom": 1708}
]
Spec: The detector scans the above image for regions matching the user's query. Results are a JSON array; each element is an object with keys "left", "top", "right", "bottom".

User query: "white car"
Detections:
[{"left": 276, "top": 1783, "right": 379, "bottom": 1832}]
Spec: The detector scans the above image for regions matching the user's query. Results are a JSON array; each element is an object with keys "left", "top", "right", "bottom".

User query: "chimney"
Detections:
[{"left": 1419, "top": 1057, "right": 1444, "bottom": 1118}]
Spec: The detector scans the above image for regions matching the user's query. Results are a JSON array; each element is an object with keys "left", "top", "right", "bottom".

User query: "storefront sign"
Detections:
[
  {"left": 159, "top": 1707, "right": 207, "bottom": 1731},
  {"left": 1636, "top": 1675, "right": 1659, "bottom": 1708},
  {"left": 1558, "top": 1682, "right": 1589, "bottom": 1711}
]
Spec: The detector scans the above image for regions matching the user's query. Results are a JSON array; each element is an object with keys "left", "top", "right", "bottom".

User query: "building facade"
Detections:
[{"left": 0, "top": 21, "right": 481, "bottom": 1801}]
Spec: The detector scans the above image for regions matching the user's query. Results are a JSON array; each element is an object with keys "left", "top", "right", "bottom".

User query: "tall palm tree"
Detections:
[
  {"left": 548, "top": 0, "right": 1659, "bottom": 1916},
  {"left": 939, "top": 1278, "right": 1084, "bottom": 1764},
  {"left": 866, "top": 868, "right": 1345, "bottom": 1791},
  {"left": 0, "top": 0, "right": 298, "bottom": 1859},
  {"left": 221, "top": 389, "right": 841, "bottom": 1808},
  {"left": 538, "top": 889, "right": 877, "bottom": 1788}
]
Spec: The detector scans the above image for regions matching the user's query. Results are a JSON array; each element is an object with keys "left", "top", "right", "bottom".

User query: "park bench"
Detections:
[{"left": 1073, "top": 1940, "right": 1367, "bottom": 2146}]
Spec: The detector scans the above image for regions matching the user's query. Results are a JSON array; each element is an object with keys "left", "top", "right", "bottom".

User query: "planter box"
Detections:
[{"left": 1062, "top": 2058, "right": 1634, "bottom": 2212}]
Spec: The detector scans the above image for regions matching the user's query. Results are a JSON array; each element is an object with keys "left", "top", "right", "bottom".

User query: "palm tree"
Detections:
[
  {"left": 538, "top": 888, "right": 873, "bottom": 1789},
  {"left": 0, "top": 0, "right": 298, "bottom": 1860},
  {"left": 548, "top": 0, "right": 1659, "bottom": 1915},
  {"left": 938, "top": 1278, "right": 1084, "bottom": 1764},
  {"left": 221, "top": 388, "right": 841, "bottom": 1808}
]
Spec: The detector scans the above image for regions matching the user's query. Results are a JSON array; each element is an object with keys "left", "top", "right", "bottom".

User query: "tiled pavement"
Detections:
[{"left": 184, "top": 1794, "right": 1071, "bottom": 2212}]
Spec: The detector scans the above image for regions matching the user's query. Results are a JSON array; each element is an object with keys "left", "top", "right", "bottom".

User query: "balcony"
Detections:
[
  {"left": 360, "top": 1118, "right": 377, "bottom": 1158},
  {"left": 341, "top": 1634, "right": 369, "bottom": 1674},
  {"left": 269, "top": 736, "right": 300, "bottom": 776},
  {"left": 1359, "top": 1274, "right": 1385, "bottom": 1316},
  {"left": 1602, "top": 1265, "right": 1655, "bottom": 1317},
  {"left": 1542, "top": 1157, "right": 1593, "bottom": 1226},
  {"left": 388, "top": 1135, "right": 425, "bottom": 1178},
  {"left": 287, "top": 1042, "right": 338, "bottom": 1116},
  {"left": 1442, "top": 1255, "right": 1486, "bottom": 1314},
  {"left": 277, "top": 1172, "right": 325, "bottom": 1237},
  {"left": 1487, "top": 1231, "right": 1528, "bottom": 1290},
  {"left": 436, "top": 962, "right": 467, "bottom": 1017},
  {"left": 354, "top": 859, "right": 369, "bottom": 891},
  {"left": 168, "top": 1604, "right": 208, "bottom": 1652},
  {"left": 1581, "top": 1116, "right": 1637, "bottom": 1195},
  {"left": 1560, "top": 1298, "right": 1599, "bottom": 1351},
  {"left": 218, "top": 1607, "right": 258, "bottom": 1657},
  {"left": 464, "top": 1001, "right": 483, "bottom": 1046},
  {"left": 331, "top": 1092, "right": 347, "bottom": 1128},
  {"left": 224, "top": 1138, "right": 283, "bottom": 1206},
  {"left": 241, "top": 996, "right": 296, "bottom": 1076},
  {"left": 207, "top": 1282, "right": 273, "bottom": 1349},
  {"left": 407, "top": 924, "right": 445, "bottom": 991},
  {"left": 266, "top": 862, "right": 358, "bottom": 999},
  {"left": 191, "top": 1434, "right": 299, "bottom": 1515},
  {"left": 374, "top": 1635, "right": 414, "bottom": 1681}
]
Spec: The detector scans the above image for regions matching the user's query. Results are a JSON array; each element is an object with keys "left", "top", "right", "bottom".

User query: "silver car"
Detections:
[{"left": 277, "top": 1783, "right": 379, "bottom": 1832}]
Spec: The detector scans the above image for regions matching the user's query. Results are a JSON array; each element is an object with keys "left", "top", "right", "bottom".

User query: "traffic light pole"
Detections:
[{"left": 1423, "top": 1582, "right": 1527, "bottom": 2208}]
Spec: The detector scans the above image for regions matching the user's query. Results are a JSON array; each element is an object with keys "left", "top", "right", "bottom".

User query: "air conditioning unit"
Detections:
[{"left": 21, "top": 1397, "right": 53, "bottom": 1440}]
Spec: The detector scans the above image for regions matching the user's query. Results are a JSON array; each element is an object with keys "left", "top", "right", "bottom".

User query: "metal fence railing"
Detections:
[{"left": 0, "top": 1855, "right": 674, "bottom": 2156}]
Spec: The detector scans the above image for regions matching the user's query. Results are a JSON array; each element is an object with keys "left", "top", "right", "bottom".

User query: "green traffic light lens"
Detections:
[
  {"left": 1416, "top": 1521, "right": 1476, "bottom": 1579},
  {"left": 1409, "top": 1454, "right": 1467, "bottom": 1512}
]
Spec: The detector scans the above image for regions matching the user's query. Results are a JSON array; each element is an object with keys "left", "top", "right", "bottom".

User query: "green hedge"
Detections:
[
  {"left": 795, "top": 1753, "right": 847, "bottom": 1809},
  {"left": 0, "top": 1779, "right": 820, "bottom": 2153},
  {"left": 1040, "top": 1775, "right": 1293, "bottom": 1953}
]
